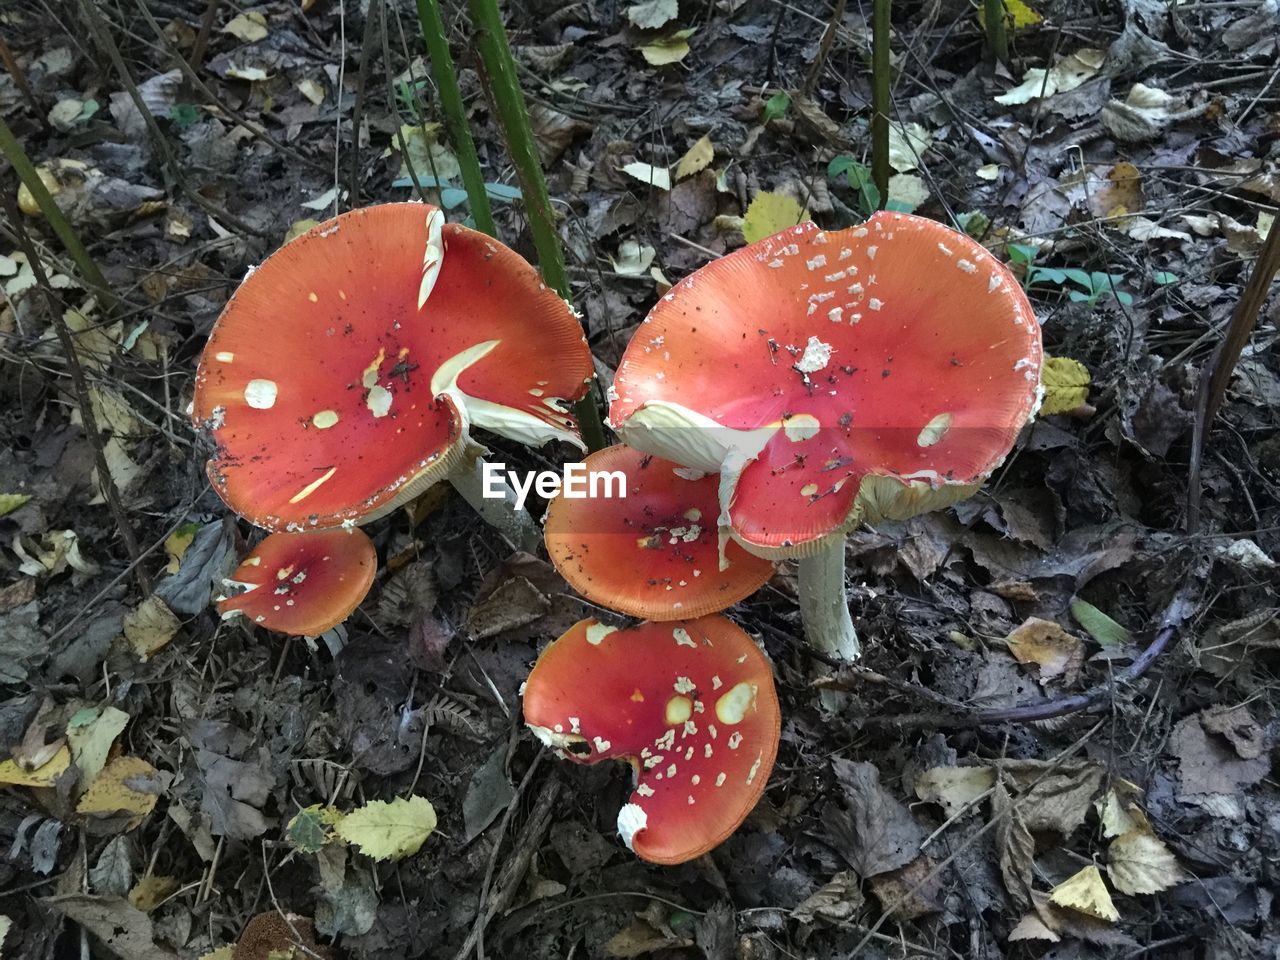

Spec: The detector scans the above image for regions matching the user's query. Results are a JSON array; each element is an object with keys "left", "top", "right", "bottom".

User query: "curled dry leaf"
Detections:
[
  {"left": 620, "top": 161, "right": 672, "bottom": 191},
  {"left": 0, "top": 744, "right": 71, "bottom": 788},
  {"left": 1005, "top": 617, "right": 1084, "bottom": 685},
  {"left": 995, "top": 48, "right": 1106, "bottom": 105}
]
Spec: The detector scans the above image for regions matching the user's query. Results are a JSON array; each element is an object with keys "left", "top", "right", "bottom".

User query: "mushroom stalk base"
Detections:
[
  {"left": 449, "top": 458, "right": 542, "bottom": 554},
  {"left": 797, "top": 544, "right": 860, "bottom": 661}
]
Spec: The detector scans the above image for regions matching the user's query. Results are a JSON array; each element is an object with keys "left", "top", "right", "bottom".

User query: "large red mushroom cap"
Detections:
[
  {"left": 193, "top": 203, "right": 594, "bottom": 531},
  {"left": 608, "top": 211, "right": 1042, "bottom": 558},
  {"left": 216, "top": 528, "right": 376, "bottom": 636},
  {"left": 543, "top": 445, "right": 774, "bottom": 620},
  {"left": 522, "top": 614, "right": 780, "bottom": 864}
]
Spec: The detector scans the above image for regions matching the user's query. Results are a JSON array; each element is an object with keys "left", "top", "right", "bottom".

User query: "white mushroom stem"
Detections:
[
  {"left": 448, "top": 455, "right": 541, "bottom": 554},
  {"left": 797, "top": 542, "right": 860, "bottom": 661}
]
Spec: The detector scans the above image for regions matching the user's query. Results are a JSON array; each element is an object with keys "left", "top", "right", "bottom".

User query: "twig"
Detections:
[
  {"left": 465, "top": 0, "right": 606, "bottom": 451},
  {"left": 348, "top": 0, "right": 381, "bottom": 206},
  {"left": 189, "top": 0, "right": 221, "bottom": 73},
  {"left": 801, "top": 0, "right": 847, "bottom": 97},
  {"left": 414, "top": 0, "right": 497, "bottom": 236},
  {"left": 870, "top": 0, "right": 892, "bottom": 207},
  {"left": 1, "top": 187, "right": 149, "bottom": 591},
  {"left": 0, "top": 117, "right": 115, "bottom": 307},
  {"left": 0, "top": 33, "right": 40, "bottom": 118}
]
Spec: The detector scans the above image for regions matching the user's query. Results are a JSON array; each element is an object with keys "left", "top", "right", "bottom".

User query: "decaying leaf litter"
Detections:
[{"left": 1, "top": 0, "right": 1279, "bottom": 956}]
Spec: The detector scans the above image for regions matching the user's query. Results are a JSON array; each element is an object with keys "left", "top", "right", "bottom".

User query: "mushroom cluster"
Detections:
[
  {"left": 607, "top": 211, "right": 1043, "bottom": 660},
  {"left": 195, "top": 202, "right": 595, "bottom": 636}
]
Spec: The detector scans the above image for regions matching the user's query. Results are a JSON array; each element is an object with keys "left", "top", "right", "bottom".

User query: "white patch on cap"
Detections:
[
  {"left": 917, "top": 412, "right": 953, "bottom": 447},
  {"left": 592, "top": 735, "right": 611, "bottom": 752},
  {"left": 418, "top": 207, "right": 446, "bottom": 309},
  {"left": 673, "top": 627, "right": 696, "bottom": 647},
  {"left": 312, "top": 410, "right": 339, "bottom": 429},
  {"left": 747, "top": 753, "right": 763, "bottom": 784},
  {"left": 666, "top": 696, "right": 693, "bottom": 724},
  {"left": 586, "top": 622, "right": 619, "bottom": 645},
  {"left": 715, "top": 682, "right": 757, "bottom": 724},
  {"left": 637, "top": 783, "right": 655, "bottom": 797},
  {"left": 288, "top": 467, "right": 337, "bottom": 504},
  {"left": 783, "top": 413, "right": 821, "bottom": 442},
  {"left": 673, "top": 676, "right": 696, "bottom": 694},
  {"left": 795, "top": 336, "right": 831, "bottom": 373},
  {"left": 957, "top": 258, "right": 977, "bottom": 274},
  {"left": 215, "top": 351, "right": 235, "bottom": 363},
  {"left": 244, "top": 379, "right": 277, "bottom": 409},
  {"left": 828, "top": 306, "right": 843, "bottom": 323},
  {"left": 617, "top": 804, "right": 647, "bottom": 850},
  {"left": 366, "top": 384, "right": 393, "bottom": 418},
  {"left": 801, "top": 482, "right": 819, "bottom": 497},
  {"left": 715, "top": 772, "right": 726, "bottom": 787},
  {"left": 869, "top": 298, "right": 883, "bottom": 311}
]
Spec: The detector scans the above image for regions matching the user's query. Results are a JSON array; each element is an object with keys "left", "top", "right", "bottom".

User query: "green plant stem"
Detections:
[
  {"left": 984, "top": 0, "right": 1009, "bottom": 64},
  {"left": 870, "top": 0, "right": 891, "bottom": 209},
  {"left": 465, "top": 0, "right": 606, "bottom": 452},
  {"left": 0, "top": 116, "right": 115, "bottom": 308},
  {"left": 415, "top": 0, "right": 497, "bottom": 238}
]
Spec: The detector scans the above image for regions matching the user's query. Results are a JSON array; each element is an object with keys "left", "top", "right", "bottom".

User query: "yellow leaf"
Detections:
[
  {"left": 66, "top": 705, "right": 130, "bottom": 791},
  {"left": 0, "top": 494, "right": 30, "bottom": 517},
  {"left": 1094, "top": 784, "right": 1148, "bottom": 838},
  {"left": 620, "top": 161, "right": 671, "bottom": 191},
  {"left": 1048, "top": 865, "right": 1119, "bottom": 922},
  {"left": 222, "top": 11, "right": 268, "bottom": 43},
  {"left": 128, "top": 874, "right": 179, "bottom": 912},
  {"left": 123, "top": 595, "right": 181, "bottom": 660},
  {"left": 638, "top": 28, "right": 695, "bottom": 66},
  {"left": 742, "top": 191, "right": 808, "bottom": 244},
  {"left": 1107, "top": 829, "right": 1185, "bottom": 895},
  {"left": 1039, "top": 356, "right": 1090, "bottom": 415},
  {"left": 198, "top": 948, "right": 234, "bottom": 960},
  {"left": 996, "top": 48, "right": 1105, "bottom": 105},
  {"left": 0, "top": 744, "right": 70, "bottom": 788},
  {"left": 392, "top": 124, "right": 460, "bottom": 183},
  {"left": 75, "top": 755, "right": 168, "bottom": 830},
  {"left": 334, "top": 795, "right": 437, "bottom": 861},
  {"left": 1005, "top": 617, "right": 1083, "bottom": 684},
  {"left": 979, "top": 0, "right": 1042, "bottom": 29},
  {"left": 164, "top": 523, "right": 200, "bottom": 575},
  {"left": 674, "top": 134, "right": 714, "bottom": 180}
]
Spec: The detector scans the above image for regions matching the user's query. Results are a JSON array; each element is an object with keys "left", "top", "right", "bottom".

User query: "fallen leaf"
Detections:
[
  {"left": 1039, "top": 356, "right": 1091, "bottom": 416},
  {"left": 742, "top": 191, "right": 807, "bottom": 243},
  {"left": 334, "top": 795, "right": 437, "bottom": 861},
  {"left": 1005, "top": 617, "right": 1084, "bottom": 685},
  {"left": 620, "top": 161, "right": 672, "bottom": 190},
  {"left": 1009, "top": 911, "right": 1060, "bottom": 942},
  {"left": 127, "top": 874, "right": 179, "bottom": 912},
  {"left": 0, "top": 494, "right": 30, "bottom": 516},
  {"left": 295, "top": 78, "right": 325, "bottom": 105},
  {"left": 627, "top": 0, "right": 679, "bottom": 29},
  {"left": 66, "top": 705, "right": 131, "bottom": 791},
  {"left": 611, "top": 240, "right": 657, "bottom": 277},
  {"left": 913, "top": 766, "right": 995, "bottom": 819},
  {"left": 887, "top": 122, "right": 932, "bottom": 173},
  {"left": 675, "top": 134, "right": 714, "bottom": 180},
  {"left": 287, "top": 804, "right": 343, "bottom": 853},
  {"left": 163, "top": 523, "right": 199, "bottom": 575},
  {"left": 1107, "top": 829, "right": 1185, "bottom": 895},
  {"left": 887, "top": 173, "right": 929, "bottom": 211},
  {"left": 1102, "top": 83, "right": 1180, "bottom": 143},
  {"left": 1095, "top": 785, "right": 1148, "bottom": 838},
  {"left": 995, "top": 48, "right": 1105, "bottom": 105},
  {"left": 391, "top": 123, "right": 460, "bottom": 183},
  {"left": 44, "top": 895, "right": 178, "bottom": 960},
  {"left": 222, "top": 11, "right": 268, "bottom": 43},
  {"left": 1049, "top": 865, "right": 1119, "bottom": 922},
  {"left": 90, "top": 836, "right": 134, "bottom": 896},
  {"left": 869, "top": 855, "right": 941, "bottom": 920},
  {"left": 998, "top": 759, "right": 1104, "bottom": 835},
  {"left": 993, "top": 779, "right": 1034, "bottom": 910},
  {"left": 1170, "top": 709, "right": 1269, "bottom": 799},
  {"left": 826, "top": 759, "right": 927, "bottom": 877},
  {"left": 466, "top": 576, "right": 550, "bottom": 639},
  {"left": 1070, "top": 599, "right": 1132, "bottom": 648},
  {"left": 76, "top": 755, "right": 169, "bottom": 831},
  {"left": 122, "top": 596, "right": 181, "bottom": 660},
  {"left": 0, "top": 744, "right": 71, "bottom": 788},
  {"left": 638, "top": 28, "right": 695, "bottom": 66},
  {"left": 791, "top": 870, "right": 864, "bottom": 923}
]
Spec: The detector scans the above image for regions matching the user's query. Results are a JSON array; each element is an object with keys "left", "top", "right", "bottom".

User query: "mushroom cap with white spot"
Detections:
[
  {"left": 215, "top": 528, "right": 376, "bottom": 636},
  {"left": 608, "top": 212, "right": 1042, "bottom": 558},
  {"left": 192, "top": 203, "right": 594, "bottom": 530},
  {"left": 522, "top": 615, "right": 780, "bottom": 865},
  {"left": 544, "top": 445, "right": 774, "bottom": 620}
]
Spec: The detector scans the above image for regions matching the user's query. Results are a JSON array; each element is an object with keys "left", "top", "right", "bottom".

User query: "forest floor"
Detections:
[{"left": 2, "top": 0, "right": 1280, "bottom": 958}]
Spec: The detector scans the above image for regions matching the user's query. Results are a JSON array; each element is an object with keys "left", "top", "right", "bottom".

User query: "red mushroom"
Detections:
[
  {"left": 543, "top": 444, "right": 774, "bottom": 620},
  {"left": 216, "top": 528, "right": 376, "bottom": 636},
  {"left": 192, "top": 203, "right": 594, "bottom": 548},
  {"left": 522, "top": 614, "right": 780, "bottom": 864},
  {"left": 608, "top": 212, "right": 1042, "bottom": 660}
]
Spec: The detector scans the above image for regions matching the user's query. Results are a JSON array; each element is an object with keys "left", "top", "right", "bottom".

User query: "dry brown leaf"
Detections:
[
  {"left": 1009, "top": 911, "right": 1060, "bottom": 943},
  {"left": 913, "top": 766, "right": 995, "bottom": 819},
  {"left": 123, "top": 596, "right": 181, "bottom": 660},
  {"left": 993, "top": 780, "right": 1035, "bottom": 910},
  {"left": 1005, "top": 617, "right": 1083, "bottom": 685}
]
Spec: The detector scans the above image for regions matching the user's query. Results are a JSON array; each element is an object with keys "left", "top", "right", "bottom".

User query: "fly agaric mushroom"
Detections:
[
  {"left": 608, "top": 212, "right": 1042, "bottom": 660},
  {"left": 544, "top": 444, "right": 774, "bottom": 620},
  {"left": 522, "top": 614, "right": 780, "bottom": 864},
  {"left": 192, "top": 203, "right": 594, "bottom": 550},
  {"left": 216, "top": 528, "right": 376, "bottom": 636}
]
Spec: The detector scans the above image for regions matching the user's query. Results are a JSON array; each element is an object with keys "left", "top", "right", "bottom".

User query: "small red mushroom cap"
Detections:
[
  {"left": 522, "top": 614, "right": 780, "bottom": 864},
  {"left": 216, "top": 529, "right": 376, "bottom": 636},
  {"left": 608, "top": 211, "right": 1042, "bottom": 558},
  {"left": 192, "top": 203, "right": 594, "bottom": 531},
  {"left": 543, "top": 445, "right": 774, "bottom": 620}
]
